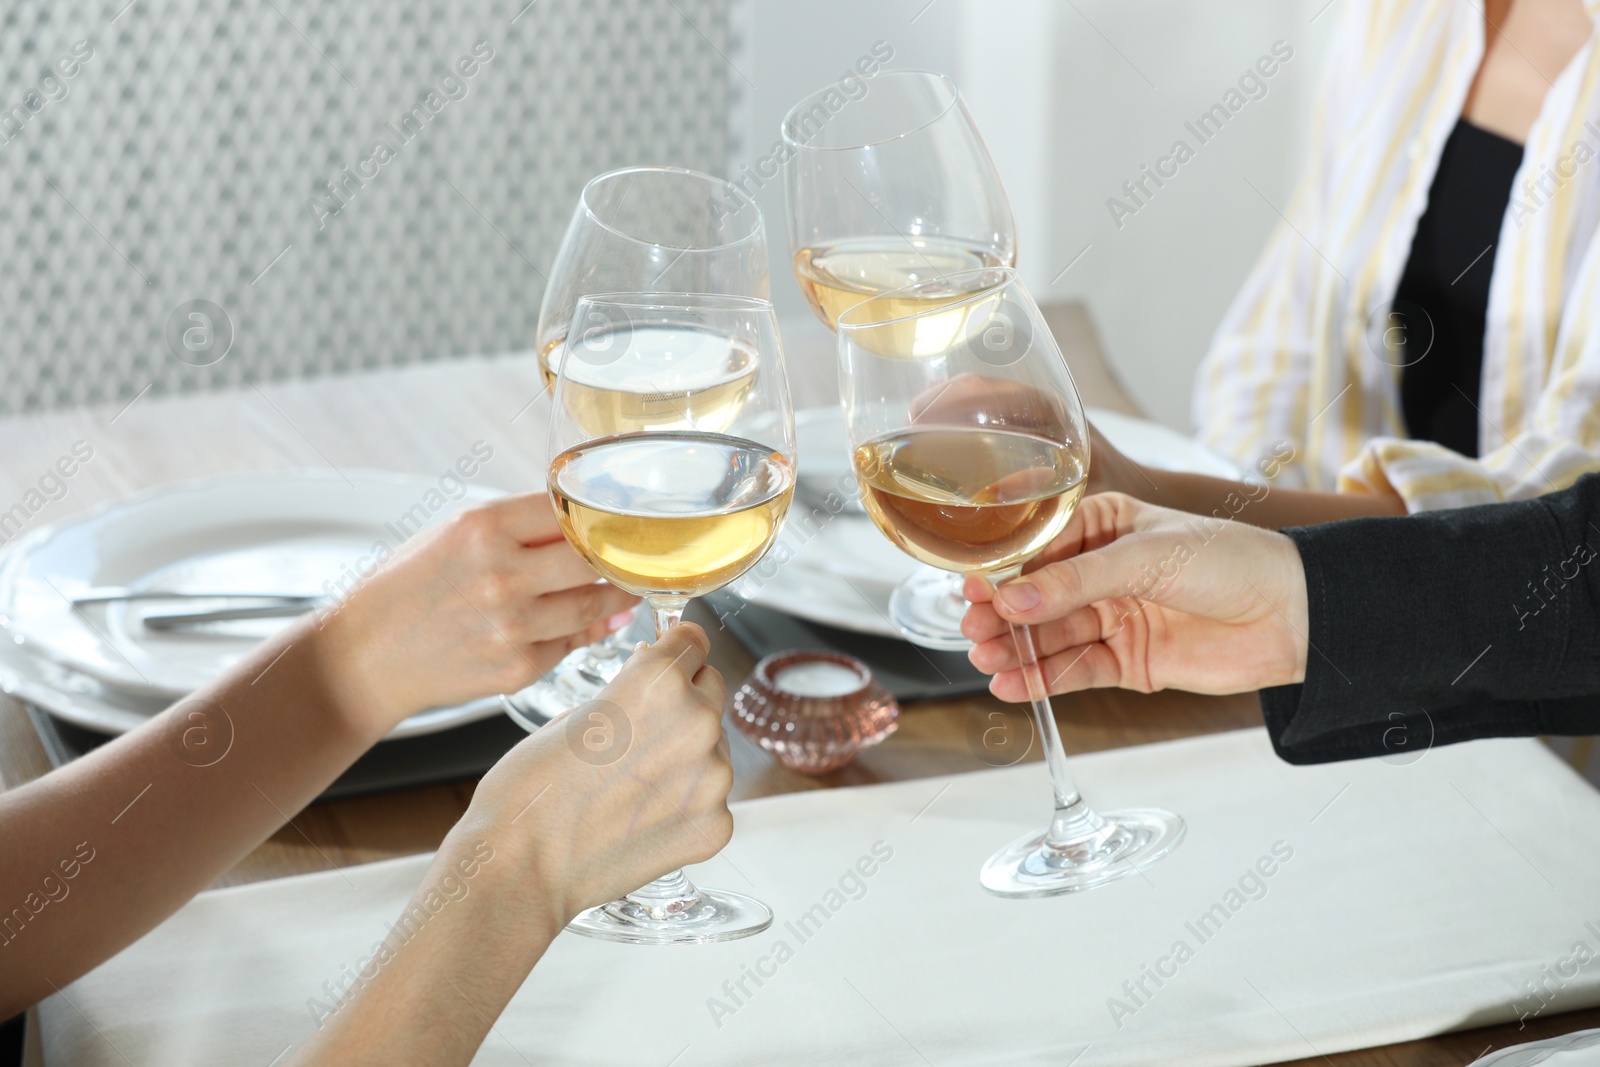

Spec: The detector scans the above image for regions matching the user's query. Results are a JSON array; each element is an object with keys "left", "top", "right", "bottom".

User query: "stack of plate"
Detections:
[
  {"left": 730, "top": 405, "right": 1243, "bottom": 638},
  {"left": 0, "top": 471, "right": 508, "bottom": 741}
]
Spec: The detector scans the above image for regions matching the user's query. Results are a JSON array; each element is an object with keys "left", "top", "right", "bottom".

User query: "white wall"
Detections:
[
  {"left": 728, "top": 0, "right": 966, "bottom": 405},
  {"left": 733, "top": 0, "right": 1336, "bottom": 426},
  {"left": 1030, "top": 1, "right": 1334, "bottom": 427}
]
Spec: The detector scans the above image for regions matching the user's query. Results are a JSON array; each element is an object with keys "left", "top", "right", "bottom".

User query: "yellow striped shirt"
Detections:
[{"left": 1193, "top": 0, "right": 1600, "bottom": 512}]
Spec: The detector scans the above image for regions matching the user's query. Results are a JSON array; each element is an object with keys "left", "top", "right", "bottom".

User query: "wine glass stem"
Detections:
[
  {"left": 1005, "top": 618, "right": 1111, "bottom": 849},
  {"left": 616, "top": 594, "right": 702, "bottom": 919},
  {"left": 651, "top": 596, "right": 689, "bottom": 638}
]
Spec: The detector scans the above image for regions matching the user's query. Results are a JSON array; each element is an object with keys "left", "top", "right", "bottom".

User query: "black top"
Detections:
[
  {"left": 1260, "top": 473, "right": 1600, "bottom": 764},
  {"left": 1394, "top": 119, "right": 1525, "bottom": 458}
]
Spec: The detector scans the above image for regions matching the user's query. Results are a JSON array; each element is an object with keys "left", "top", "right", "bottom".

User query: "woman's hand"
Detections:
[
  {"left": 962, "top": 493, "right": 1310, "bottom": 698},
  {"left": 315, "top": 493, "right": 639, "bottom": 734},
  {"left": 459, "top": 621, "right": 734, "bottom": 924},
  {"left": 292, "top": 623, "right": 735, "bottom": 1066}
]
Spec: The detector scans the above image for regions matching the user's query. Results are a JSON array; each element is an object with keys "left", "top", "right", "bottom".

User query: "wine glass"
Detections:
[
  {"left": 782, "top": 70, "right": 1014, "bottom": 651},
  {"left": 548, "top": 292, "right": 794, "bottom": 942},
  {"left": 836, "top": 267, "right": 1185, "bottom": 896},
  {"left": 502, "top": 166, "right": 769, "bottom": 727}
]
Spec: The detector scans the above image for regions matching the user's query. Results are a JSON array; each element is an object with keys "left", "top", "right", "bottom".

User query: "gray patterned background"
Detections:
[{"left": 0, "top": 0, "right": 734, "bottom": 414}]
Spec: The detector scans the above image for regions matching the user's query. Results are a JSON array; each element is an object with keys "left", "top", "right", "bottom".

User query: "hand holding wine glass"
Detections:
[
  {"left": 961, "top": 492, "right": 1310, "bottom": 697},
  {"left": 837, "top": 267, "right": 1185, "bottom": 896},
  {"left": 545, "top": 292, "right": 795, "bottom": 943}
]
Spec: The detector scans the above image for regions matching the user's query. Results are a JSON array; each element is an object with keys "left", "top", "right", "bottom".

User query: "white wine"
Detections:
[
  {"left": 852, "top": 427, "right": 1085, "bottom": 575},
  {"left": 543, "top": 326, "right": 759, "bottom": 435},
  {"left": 793, "top": 237, "right": 1009, "bottom": 331},
  {"left": 550, "top": 431, "right": 795, "bottom": 600}
]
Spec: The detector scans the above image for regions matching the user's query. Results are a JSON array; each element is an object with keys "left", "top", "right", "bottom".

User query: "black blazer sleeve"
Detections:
[{"left": 1259, "top": 473, "right": 1600, "bottom": 764}]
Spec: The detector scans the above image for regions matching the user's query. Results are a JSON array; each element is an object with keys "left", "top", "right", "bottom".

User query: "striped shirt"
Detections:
[{"left": 1193, "top": 0, "right": 1600, "bottom": 512}]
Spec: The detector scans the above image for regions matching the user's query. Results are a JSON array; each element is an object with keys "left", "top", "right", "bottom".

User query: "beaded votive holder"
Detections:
[{"left": 729, "top": 650, "right": 899, "bottom": 775}]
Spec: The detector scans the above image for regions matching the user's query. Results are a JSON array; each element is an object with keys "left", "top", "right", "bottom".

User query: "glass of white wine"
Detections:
[
  {"left": 836, "top": 267, "right": 1185, "bottom": 897},
  {"left": 548, "top": 292, "right": 795, "bottom": 943},
  {"left": 782, "top": 70, "right": 1015, "bottom": 652},
  {"left": 503, "top": 166, "right": 769, "bottom": 727}
]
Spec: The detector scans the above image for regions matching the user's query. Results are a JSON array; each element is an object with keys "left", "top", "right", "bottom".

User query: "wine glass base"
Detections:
[
  {"left": 888, "top": 566, "right": 973, "bottom": 651},
  {"left": 566, "top": 890, "right": 774, "bottom": 945},
  {"left": 979, "top": 808, "right": 1186, "bottom": 898}
]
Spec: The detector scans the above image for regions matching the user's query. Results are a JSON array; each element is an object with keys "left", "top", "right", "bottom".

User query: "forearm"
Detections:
[
  {"left": 1134, "top": 468, "right": 1406, "bottom": 529},
  {"left": 1261, "top": 474, "right": 1600, "bottom": 763},
  {"left": 0, "top": 612, "right": 390, "bottom": 1015},
  {"left": 291, "top": 828, "right": 566, "bottom": 1066}
]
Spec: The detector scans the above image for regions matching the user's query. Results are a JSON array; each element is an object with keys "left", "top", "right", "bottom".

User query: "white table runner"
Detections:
[{"left": 38, "top": 728, "right": 1600, "bottom": 1065}]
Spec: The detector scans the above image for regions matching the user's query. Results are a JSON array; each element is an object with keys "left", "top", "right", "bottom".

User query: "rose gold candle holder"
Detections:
[{"left": 729, "top": 650, "right": 898, "bottom": 775}]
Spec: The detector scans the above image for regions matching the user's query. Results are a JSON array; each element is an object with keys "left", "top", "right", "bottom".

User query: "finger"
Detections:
[
  {"left": 962, "top": 574, "right": 996, "bottom": 605},
  {"left": 989, "top": 642, "right": 1123, "bottom": 700},
  {"left": 960, "top": 600, "right": 1008, "bottom": 644},
  {"left": 481, "top": 492, "right": 565, "bottom": 546},
  {"left": 1020, "top": 492, "right": 1141, "bottom": 573},
  {"left": 693, "top": 662, "right": 727, "bottom": 709},
  {"left": 642, "top": 621, "right": 711, "bottom": 677},
  {"left": 518, "top": 582, "right": 639, "bottom": 643},
  {"left": 968, "top": 607, "right": 1108, "bottom": 674},
  {"left": 992, "top": 511, "right": 1171, "bottom": 625},
  {"left": 518, "top": 538, "right": 609, "bottom": 593}
]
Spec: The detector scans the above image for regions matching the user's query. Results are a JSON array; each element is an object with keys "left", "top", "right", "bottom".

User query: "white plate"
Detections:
[
  {"left": 0, "top": 607, "right": 508, "bottom": 740},
  {"left": 730, "top": 405, "right": 1242, "bottom": 636},
  {"left": 1473, "top": 1029, "right": 1600, "bottom": 1065},
  {"left": 1, "top": 470, "right": 501, "bottom": 700}
]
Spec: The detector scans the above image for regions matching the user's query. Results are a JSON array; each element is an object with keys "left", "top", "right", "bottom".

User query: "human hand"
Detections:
[
  {"left": 455, "top": 622, "right": 733, "bottom": 925},
  {"left": 1084, "top": 419, "right": 1152, "bottom": 498},
  {"left": 961, "top": 493, "right": 1309, "bottom": 698},
  {"left": 315, "top": 493, "right": 639, "bottom": 733},
  {"left": 290, "top": 624, "right": 732, "bottom": 1066}
]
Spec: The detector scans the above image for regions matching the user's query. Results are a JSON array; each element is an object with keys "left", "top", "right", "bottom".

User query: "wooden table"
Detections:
[{"left": 0, "top": 346, "right": 1594, "bottom": 1065}]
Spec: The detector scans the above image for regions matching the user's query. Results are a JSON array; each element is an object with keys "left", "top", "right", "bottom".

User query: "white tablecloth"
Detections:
[{"left": 38, "top": 728, "right": 1600, "bottom": 1065}]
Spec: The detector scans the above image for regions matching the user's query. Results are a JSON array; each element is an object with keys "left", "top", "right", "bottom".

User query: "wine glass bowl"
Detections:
[
  {"left": 836, "top": 267, "right": 1185, "bottom": 897},
  {"left": 538, "top": 166, "right": 769, "bottom": 386},
  {"left": 838, "top": 268, "right": 1085, "bottom": 580},
  {"left": 782, "top": 70, "right": 1016, "bottom": 651},
  {"left": 502, "top": 167, "right": 771, "bottom": 728},
  {"left": 547, "top": 292, "right": 793, "bottom": 943},
  {"left": 783, "top": 71, "right": 1015, "bottom": 331}
]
